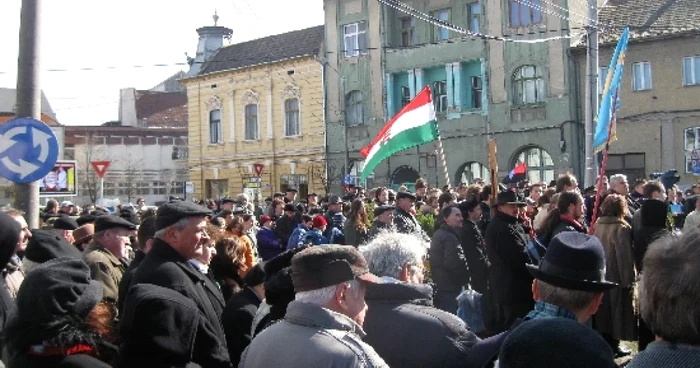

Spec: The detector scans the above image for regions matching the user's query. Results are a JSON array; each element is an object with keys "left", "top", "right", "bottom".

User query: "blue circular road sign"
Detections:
[{"left": 0, "top": 117, "right": 59, "bottom": 183}]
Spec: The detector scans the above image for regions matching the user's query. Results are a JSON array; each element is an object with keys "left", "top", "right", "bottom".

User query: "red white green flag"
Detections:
[{"left": 359, "top": 86, "right": 439, "bottom": 181}]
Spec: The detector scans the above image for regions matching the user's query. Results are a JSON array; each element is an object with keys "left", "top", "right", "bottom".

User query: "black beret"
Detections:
[
  {"left": 120, "top": 209, "right": 141, "bottom": 226},
  {"left": 94, "top": 215, "right": 138, "bottom": 233},
  {"left": 274, "top": 192, "right": 284, "bottom": 198},
  {"left": 91, "top": 209, "right": 110, "bottom": 217},
  {"left": 243, "top": 263, "right": 266, "bottom": 286},
  {"left": 373, "top": 205, "right": 395, "bottom": 217},
  {"left": 0, "top": 212, "right": 21, "bottom": 261},
  {"left": 155, "top": 201, "right": 212, "bottom": 231},
  {"left": 263, "top": 246, "right": 309, "bottom": 281},
  {"left": 458, "top": 196, "right": 481, "bottom": 213},
  {"left": 25, "top": 229, "right": 82, "bottom": 263},
  {"left": 283, "top": 204, "right": 296, "bottom": 212},
  {"left": 18, "top": 258, "right": 103, "bottom": 322},
  {"left": 52, "top": 215, "right": 79, "bottom": 231},
  {"left": 396, "top": 191, "right": 417, "bottom": 201},
  {"left": 76, "top": 214, "right": 97, "bottom": 226},
  {"left": 221, "top": 198, "right": 236, "bottom": 204},
  {"left": 286, "top": 187, "right": 298, "bottom": 193}
]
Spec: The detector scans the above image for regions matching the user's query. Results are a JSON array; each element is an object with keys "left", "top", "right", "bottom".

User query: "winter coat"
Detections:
[
  {"left": 363, "top": 281, "right": 485, "bottom": 368},
  {"left": 286, "top": 224, "right": 309, "bottom": 250},
  {"left": 222, "top": 287, "right": 262, "bottom": 365},
  {"left": 593, "top": 216, "right": 637, "bottom": 341},
  {"left": 461, "top": 219, "right": 490, "bottom": 294},
  {"left": 302, "top": 229, "right": 330, "bottom": 246},
  {"left": 394, "top": 208, "right": 421, "bottom": 235},
  {"left": 343, "top": 217, "right": 369, "bottom": 247},
  {"left": 118, "top": 250, "right": 146, "bottom": 313},
  {"left": 3, "top": 255, "right": 24, "bottom": 299},
  {"left": 429, "top": 225, "right": 470, "bottom": 293},
  {"left": 83, "top": 241, "right": 126, "bottom": 304},
  {"left": 628, "top": 341, "right": 700, "bottom": 368},
  {"left": 232, "top": 234, "right": 255, "bottom": 270},
  {"left": 274, "top": 215, "right": 298, "bottom": 246},
  {"left": 240, "top": 301, "right": 387, "bottom": 367},
  {"left": 130, "top": 239, "right": 230, "bottom": 367},
  {"left": 485, "top": 211, "right": 533, "bottom": 304},
  {"left": 368, "top": 220, "right": 393, "bottom": 239},
  {"left": 10, "top": 353, "right": 112, "bottom": 368},
  {"left": 256, "top": 227, "right": 283, "bottom": 261}
]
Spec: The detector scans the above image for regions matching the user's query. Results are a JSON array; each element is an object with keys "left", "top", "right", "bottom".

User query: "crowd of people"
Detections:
[{"left": 0, "top": 171, "right": 698, "bottom": 367}]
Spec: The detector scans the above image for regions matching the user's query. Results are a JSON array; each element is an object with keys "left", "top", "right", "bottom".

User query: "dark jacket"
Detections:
[
  {"left": 222, "top": 287, "right": 263, "bottom": 365},
  {"left": 343, "top": 217, "right": 369, "bottom": 247},
  {"left": 256, "top": 227, "right": 283, "bottom": 261},
  {"left": 274, "top": 215, "right": 298, "bottom": 246},
  {"left": 368, "top": 220, "right": 392, "bottom": 239},
  {"left": 429, "top": 225, "right": 470, "bottom": 293},
  {"left": 627, "top": 341, "right": 700, "bottom": 368},
  {"left": 363, "top": 281, "right": 481, "bottom": 368},
  {"left": 538, "top": 215, "right": 587, "bottom": 247},
  {"left": 461, "top": 219, "right": 490, "bottom": 294},
  {"left": 118, "top": 284, "right": 205, "bottom": 368},
  {"left": 130, "top": 239, "right": 231, "bottom": 367},
  {"left": 394, "top": 208, "right": 421, "bottom": 234},
  {"left": 10, "top": 353, "right": 112, "bottom": 368},
  {"left": 118, "top": 249, "right": 146, "bottom": 313},
  {"left": 485, "top": 211, "right": 533, "bottom": 304}
]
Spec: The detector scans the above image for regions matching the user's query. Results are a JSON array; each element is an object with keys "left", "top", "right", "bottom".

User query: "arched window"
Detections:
[
  {"left": 514, "top": 146, "right": 555, "bottom": 183},
  {"left": 391, "top": 165, "right": 419, "bottom": 191},
  {"left": 345, "top": 90, "right": 365, "bottom": 126},
  {"left": 513, "top": 65, "right": 544, "bottom": 105},
  {"left": 458, "top": 161, "right": 489, "bottom": 185}
]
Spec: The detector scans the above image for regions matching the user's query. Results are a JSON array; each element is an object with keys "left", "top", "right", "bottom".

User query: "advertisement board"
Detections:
[{"left": 39, "top": 160, "right": 78, "bottom": 197}]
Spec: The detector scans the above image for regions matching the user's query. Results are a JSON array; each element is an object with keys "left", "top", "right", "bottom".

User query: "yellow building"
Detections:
[{"left": 181, "top": 25, "right": 327, "bottom": 201}]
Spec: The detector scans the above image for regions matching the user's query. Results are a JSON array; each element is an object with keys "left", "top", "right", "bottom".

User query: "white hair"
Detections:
[
  {"left": 295, "top": 279, "right": 361, "bottom": 305},
  {"left": 609, "top": 174, "right": 627, "bottom": 187},
  {"left": 153, "top": 217, "right": 191, "bottom": 240},
  {"left": 360, "top": 230, "right": 427, "bottom": 279}
]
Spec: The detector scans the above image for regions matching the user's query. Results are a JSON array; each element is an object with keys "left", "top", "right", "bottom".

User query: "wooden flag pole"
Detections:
[
  {"left": 488, "top": 138, "right": 498, "bottom": 206},
  {"left": 436, "top": 129, "right": 451, "bottom": 189},
  {"left": 589, "top": 89, "right": 619, "bottom": 235}
]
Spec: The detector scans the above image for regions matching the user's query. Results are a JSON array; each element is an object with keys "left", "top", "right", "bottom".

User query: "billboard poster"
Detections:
[{"left": 40, "top": 160, "right": 78, "bottom": 197}]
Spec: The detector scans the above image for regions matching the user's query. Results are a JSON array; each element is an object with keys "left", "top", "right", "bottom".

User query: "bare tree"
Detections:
[
  {"left": 120, "top": 153, "right": 142, "bottom": 204},
  {"left": 75, "top": 133, "right": 109, "bottom": 204},
  {"left": 313, "top": 160, "right": 342, "bottom": 194}
]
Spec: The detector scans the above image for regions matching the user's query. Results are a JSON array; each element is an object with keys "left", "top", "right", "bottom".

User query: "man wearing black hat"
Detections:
[
  {"left": 284, "top": 187, "right": 297, "bottom": 204},
  {"left": 128, "top": 201, "right": 231, "bottom": 367},
  {"left": 51, "top": 214, "right": 79, "bottom": 244},
  {"left": 240, "top": 246, "right": 387, "bottom": 367},
  {"left": 485, "top": 190, "right": 533, "bottom": 332},
  {"left": 84, "top": 215, "right": 138, "bottom": 305},
  {"left": 459, "top": 196, "right": 489, "bottom": 295},
  {"left": 222, "top": 263, "right": 265, "bottom": 364},
  {"left": 219, "top": 197, "right": 236, "bottom": 214},
  {"left": 394, "top": 191, "right": 421, "bottom": 235},
  {"left": 368, "top": 205, "right": 395, "bottom": 239},
  {"left": 275, "top": 203, "right": 300, "bottom": 247}
]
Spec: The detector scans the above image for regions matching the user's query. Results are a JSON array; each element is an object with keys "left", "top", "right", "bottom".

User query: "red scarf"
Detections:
[
  {"left": 27, "top": 343, "right": 94, "bottom": 357},
  {"left": 559, "top": 214, "right": 586, "bottom": 232}
]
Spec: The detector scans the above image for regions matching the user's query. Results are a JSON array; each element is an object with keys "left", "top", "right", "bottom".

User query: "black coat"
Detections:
[
  {"left": 363, "top": 282, "right": 482, "bottom": 368},
  {"left": 118, "top": 249, "right": 146, "bottom": 313},
  {"left": 9, "top": 353, "right": 112, "bottom": 368},
  {"left": 130, "top": 239, "right": 231, "bottom": 367},
  {"left": 222, "top": 287, "right": 262, "bottom": 365},
  {"left": 394, "top": 208, "right": 421, "bottom": 234},
  {"left": 429, "top": 225, "right": 470, "bottom": 293},
  {"left": 485, "top": 211, "right": 533, "bottom": 304},
  {"left": 274, "top": 215, "right": 298, "bottom": 246},
  {"left": 461, "top": 219, "right": 490, "bottom": 294}
]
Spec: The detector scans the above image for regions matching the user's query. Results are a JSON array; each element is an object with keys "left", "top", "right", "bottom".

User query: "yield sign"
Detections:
[
  {"left": 90, "top": 161, "right": 110, "bottom": 178},
  {"left": 253, "top": 163, "right": 264, "bottom": 177}
]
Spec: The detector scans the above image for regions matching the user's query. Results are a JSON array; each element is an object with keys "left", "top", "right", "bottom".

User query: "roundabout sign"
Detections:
[{"left": 0, "top": 117, "right": 59, "bottom": 183}]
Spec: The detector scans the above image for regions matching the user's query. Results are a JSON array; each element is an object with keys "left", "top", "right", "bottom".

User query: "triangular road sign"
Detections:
[
  {"left": 90, "top": 161, "right": 110, "bottom": 179},
  {"left": 253, "top": 163, "right": 264, "bottom": 177}
]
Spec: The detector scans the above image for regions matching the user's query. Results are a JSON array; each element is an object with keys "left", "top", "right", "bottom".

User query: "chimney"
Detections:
[
  {"left": 119, "top": 88, "right": 138, "bottom": 127},
  {"left": 185, "top": 12, "right": 232, "bottom": 78}
]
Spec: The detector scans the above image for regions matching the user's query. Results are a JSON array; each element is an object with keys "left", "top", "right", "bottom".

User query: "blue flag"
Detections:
[{"left": 594, "top": 28, "right": 630, "bottom": 152}]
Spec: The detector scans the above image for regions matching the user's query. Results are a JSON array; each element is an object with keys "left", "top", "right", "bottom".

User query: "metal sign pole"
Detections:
[{"left": 99, "top": 177, "right": 104, "bottom": 205}]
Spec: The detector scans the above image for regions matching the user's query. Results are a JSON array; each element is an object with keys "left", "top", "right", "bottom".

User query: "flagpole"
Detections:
[
  {"left": 436, "top": 128, "right": 451, "bottom": 189},
  {"left": 589, "top": 89, "right": 619, "bottom": 235}
]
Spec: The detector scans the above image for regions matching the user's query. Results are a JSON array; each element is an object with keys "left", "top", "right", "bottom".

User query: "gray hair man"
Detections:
[
  {"left": 628, "top": 230, "right": 700, "bottom": 367},
  {"left": 361, "top": 231, "right": 500, "bottom": 368},
  {"left": 240, "top": 245, "right": 387, "bottom": 368}
]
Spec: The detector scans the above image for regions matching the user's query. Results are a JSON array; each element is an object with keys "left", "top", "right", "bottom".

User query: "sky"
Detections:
[{"left": 0, "top": 0, "right": 325, "bottom": 126}]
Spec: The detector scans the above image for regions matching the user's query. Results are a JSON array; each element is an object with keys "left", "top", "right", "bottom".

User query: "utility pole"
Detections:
[
  {"left": 583, "top": 0, "right": 599, "bottom": 188},
  {"left": 14, "top": 0, "right": 41, "bottom": 228},
  {"left": 341, "top": 76, "right": 349, "bottom": 178}
]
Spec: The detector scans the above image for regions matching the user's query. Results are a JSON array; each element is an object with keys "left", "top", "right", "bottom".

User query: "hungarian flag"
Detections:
[
  {"left": 360, "top": 86, "right": 439, "bottom": 181},
  {"left": 502, "top": 162, "right": 527, "bottom": 184}
]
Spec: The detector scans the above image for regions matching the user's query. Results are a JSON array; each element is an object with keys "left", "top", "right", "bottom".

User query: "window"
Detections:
[
  {"left": 284, "top": 98, "right": 300, "bottom": 136},
  {"left": 432, "top": 9, "right": 450, "bottom": 41},
  {"left": 171, "top": 146, "right": 189, "bottom": 160},
  {"left": 400, "top": 86, "right": 411, "bottom": 107},
  {"left": 400, "top": 17, "right": 415, "bottom": 47},
  {"left": 209, "top": 109, "right": 222, "bottom": 144},
  {"left": 685, "top": 127, "right": 700, "bottom": 174},
  {"left": 513, "top": 65, "right": 545, "bottom": 105},
  {"left": 345, "top": 90, "right": 365, "bottom": 125},
  {"left": 433, "top": 81, "right": 448, "bottom": 112},
  {"left": 683, "top": 56, "right": 700, "bottom": 86},
  {"left": 471, "top": 76, "right": 483, "bottom": 109},
  {"left": 598, "top": 66, "right": 609, "bottom": 94},
  {"left": 509, "top": 0, "right": 542, "bottom": 28},
  {"left": 343, "top": 22, "right": 368, "bottom": 58},
  {"left": 64, "top": 144, "right": 75, "bottom": 160},
  {"left": 515, "top": 146, "right": 555, "bottom": 183},
  {"left": 468, "top": 2, "right": 481, "bottom": 33},
  {"left": 244, "top": 104, "right": 258, "bottom": 140},
  {"left": 606, "top": 153, "right": 646, "bottom": 180},
  {"left": 458, "top": 161, "right": 489, "bottom": 185},
  {"left": 632, "top": 61, "right": 652, "bottom": 91}
]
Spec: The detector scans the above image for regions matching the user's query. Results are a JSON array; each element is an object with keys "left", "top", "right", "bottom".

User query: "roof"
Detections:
[
  {"left": 198, "top": 25, "right": 324, "bottom": 76},
  {"left": 596, "top": 0, "right": 700, "bottom": 44},
  {"left": 135, "top": 90, "right": 187, "bottom": 128},
  {"left": 0, "top": 88, "right": 57, "bottom": 121}
]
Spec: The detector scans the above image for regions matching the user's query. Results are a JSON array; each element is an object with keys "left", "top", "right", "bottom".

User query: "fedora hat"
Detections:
[
  {"left": 526, "top": 232, "right": 617, "bottom": 291},
  {"left": 496, "top": 190, "right": 526, "bottom": 206}
]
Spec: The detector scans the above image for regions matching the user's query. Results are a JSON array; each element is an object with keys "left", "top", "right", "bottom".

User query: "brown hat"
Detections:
[
  {"left": 291, "top": 245, "right": 381, "bottom": 292},
  {"left": 73, "top": 224, "right": 95, "bottom": 246}
]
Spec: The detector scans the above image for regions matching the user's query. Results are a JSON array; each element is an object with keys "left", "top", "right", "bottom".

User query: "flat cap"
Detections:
[
  {"left": 53, "top": 215, "right": 79, "bottom": 231},
  {"left": 76, "top": 214, "right": 97, "bottom": 226},
  {"left": 396, "top": 191, "right": 417, "bottom": 201},
  {"left": 286, "top": 187, "right": 298, "bottom": 193},
  {"left": 94, "top": 215, "right": 137, "bottom": 233},
  {"left": 283, "top": 204, "right": 297, "bottom": 212},
  {"left": 328, "top": 195, "right": 342, "bottom": 205},
  {"left": 373, "top": 205, "right": 395, "bottom": 217},
  {"left": 221, "top": 197, "right": 236, "bottom": 204},
  {"left": 156, "top": 201, "right": 212, "bottom": 231},
  {"left": 291, "top": 245, "right": 381, "bottom": 292},
  {"left": 25, "top": 229, "right": 82, "bottom": 263}
]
